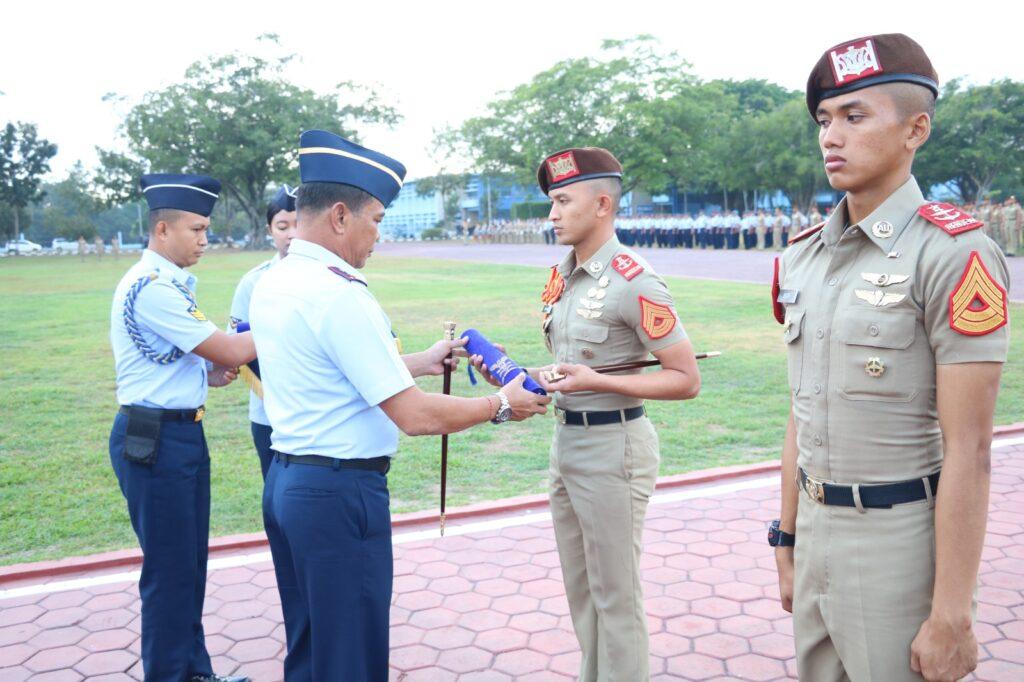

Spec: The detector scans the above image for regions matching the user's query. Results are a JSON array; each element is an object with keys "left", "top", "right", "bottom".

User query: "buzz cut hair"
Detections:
[
  {"left": 881, "top": 81, "right": 937, "bottom": 121},
  {"left": 590, "top": 177, "right": 623, "bottom": 211},
  {"left": 296, "top": 182, "right": 373, "bottom": 217},
  {"left": 148, "top": 208, "right": 186, "bottom": 232}
]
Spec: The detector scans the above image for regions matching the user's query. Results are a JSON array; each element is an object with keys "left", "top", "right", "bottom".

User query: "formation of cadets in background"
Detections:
[{"left": 461, "top": 196, "right": 1023, "bottom": 255}]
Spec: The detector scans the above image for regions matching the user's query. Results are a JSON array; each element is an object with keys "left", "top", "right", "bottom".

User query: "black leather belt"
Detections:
[
  {"left": 275, "top": 452, "right": 391, "bottom": 474},
  {"left": 555, "top": 405, "right": 646, "bottom": 427},
  {"left": 799, "top": 467, "right": 940, "bottom": 509},
  {"left": 118, "top": 405, "right": 205, "bottom": 422}
]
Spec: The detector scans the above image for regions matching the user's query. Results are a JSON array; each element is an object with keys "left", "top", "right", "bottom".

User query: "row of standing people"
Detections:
[
  {"left": 967, "top": 197, "right": 1022, "bottom": 255},
  {"left": 613, "top": 207, "right": 827, "bottom": 249}
]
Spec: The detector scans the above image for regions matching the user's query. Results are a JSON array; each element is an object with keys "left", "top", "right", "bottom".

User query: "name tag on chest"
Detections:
[{"left": 777, "top": 289, "right": 799, "bottom": 305}]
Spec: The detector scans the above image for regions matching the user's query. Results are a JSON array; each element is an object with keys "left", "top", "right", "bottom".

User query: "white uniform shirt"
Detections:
[
  {"left": 250, "top": 239, "right": 414, "bottom": 459},
  {"left": 110, "top": 249, "right": 217, "bottom": 408},
  {"left": 229, "top": 254, "right": 280, "bottom": 425}
]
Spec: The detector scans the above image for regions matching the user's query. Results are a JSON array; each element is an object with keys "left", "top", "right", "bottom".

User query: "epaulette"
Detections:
[
  {"left": 788, "top": 221, "right": 825, "bottom": 244},
  {"left": 918, "top": 202, "right": 984, "bottom": 236},
  {"left": 327, "top": 265, "right": 367, "bottom": 287}
]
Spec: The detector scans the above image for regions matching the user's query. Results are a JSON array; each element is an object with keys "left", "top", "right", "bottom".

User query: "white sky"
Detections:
[{"left": 3, "top": 0, "right": 1021, "bottom": 183}]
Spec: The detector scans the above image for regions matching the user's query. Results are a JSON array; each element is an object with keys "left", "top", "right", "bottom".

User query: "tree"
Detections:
[
  {"left": 100, "top": 36, "right": 400, "bottom": 245},
  {"left": 749, "top": 98, "right": 823, "bottom": 211},
  {"left": 415, "top": 173, "right": 468, "bottom": 227},
  {"left": 33, "top": 163, "right": 102, "bottom": 242},
  {"left": 917, "top": 79, "right": 1024, "bottom": 202},
  {"left": 0, "top": 122, "right": 57, "bottom": 240}
]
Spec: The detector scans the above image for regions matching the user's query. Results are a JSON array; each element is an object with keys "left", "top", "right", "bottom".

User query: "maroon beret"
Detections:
[
  {"left": 806, "top": 33, "right": 938, "bottom": 117},
  {"left": 537, "top": 147, "right": 623, "bottom": 195}
]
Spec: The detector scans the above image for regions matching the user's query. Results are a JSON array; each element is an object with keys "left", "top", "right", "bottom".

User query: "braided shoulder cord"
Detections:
[{"left": 122, "top": 273, "right": 196, "bottom": 364}]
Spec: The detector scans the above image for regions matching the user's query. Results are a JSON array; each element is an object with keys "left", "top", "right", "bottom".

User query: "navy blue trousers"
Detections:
[
  {"left": 263, "top": 455, "right": 393, "bottom": 682},
  {"left": 250, "top": 421, "right": 274, "bottom": 480},
  {"left": 109, "top": 412, "right": 213, "bottom": 682}
]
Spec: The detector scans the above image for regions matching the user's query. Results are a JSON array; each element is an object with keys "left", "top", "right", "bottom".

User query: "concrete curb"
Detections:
[{"left": 5, "top": 423, "right": 1022, "bottom": 585}]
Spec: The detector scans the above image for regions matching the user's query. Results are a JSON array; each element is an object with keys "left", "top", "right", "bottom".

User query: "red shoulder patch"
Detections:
[
  {"left": 919, "top": 202, "right": 984, "bottom": 236},
  {"left": 612, "top": 253, "right": 644, "bottom": 281},
  {"left": 639, "top": 296, "right": 676, "bottom": 340},
  {"left": 541, "top": 266, "right": 565, "bottom": 304},
  {"left": 948, "top": 251, "right": 1008, "bottom": 336},
  {"left": 772, "top": 257, "right": 785, "bottom": 325},
  {"left": 788, "top": 221, "right": 825, "bottom": 244}
]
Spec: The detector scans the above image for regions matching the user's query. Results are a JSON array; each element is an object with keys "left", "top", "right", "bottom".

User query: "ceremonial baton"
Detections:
[
  {"left": 542, "top": 351, "right": 721, "bottom": 382},
  {"left": 439, "top": 321, "right": 457, "bottom": 535}
]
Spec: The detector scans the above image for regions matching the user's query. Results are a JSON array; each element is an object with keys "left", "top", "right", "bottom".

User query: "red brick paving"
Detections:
[{"left": 1, "top": 443, "right": 1023, "bottom": 680}]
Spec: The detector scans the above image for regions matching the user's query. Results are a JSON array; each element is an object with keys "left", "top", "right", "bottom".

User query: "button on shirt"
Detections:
[
  {"left": 546, "top": 237, "right": 688, "bottom": 411},
  {"left": 779, "top": 177, "right": 1010, "bottom": 484},
  {"left": 250, "top": 239, "right": 414, "bottom": 459},
  {"left": 110, "top": 249, "right": 217, "bottom": 408},
  {"left": 229, "top": 254, "right": 279, "bottom": 425}
]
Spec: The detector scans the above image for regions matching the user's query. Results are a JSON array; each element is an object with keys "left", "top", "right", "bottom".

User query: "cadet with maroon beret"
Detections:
[{"left": 773, "top": 33, "right": 1009, "bottom": 681}]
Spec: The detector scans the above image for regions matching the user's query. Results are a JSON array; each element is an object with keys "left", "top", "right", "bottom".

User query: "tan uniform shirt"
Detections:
[
  {"left": 779, "top": 177, "right": 1009, "bottom": 484},
  {"left": 545, "top": 237, "right": 687, "bottom": 411}
]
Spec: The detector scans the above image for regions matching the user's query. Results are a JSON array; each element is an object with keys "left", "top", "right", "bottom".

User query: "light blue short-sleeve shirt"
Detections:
[
  {"left": 110, "top": 249, "right": 218, "bottom": 408},
  {"left": 229, "top": 254, "right": 279, "bottom": 425},
  {"left": 250, "top": 239, "right": 414, "bottom": 460}
]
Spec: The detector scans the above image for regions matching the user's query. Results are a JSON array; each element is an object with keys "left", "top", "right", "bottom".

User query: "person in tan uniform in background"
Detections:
[
  {"left": 1002, "top": 196, "right": 1022, "bottom": 256},
  {"left": 987, "top": 198, "right": 1005, "bottom": 252},
  {"left": 520, "top": 147, "right": 701, "bottom": 681},
  {"left": 772, "top": 34, "right": 1009, "bottom": 682}
]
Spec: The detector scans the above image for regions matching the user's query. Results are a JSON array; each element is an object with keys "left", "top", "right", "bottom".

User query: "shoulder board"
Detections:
[
  {"left": 327, "top": 266, "right": 367, "bottom": 286},
  {"left": 788, "top": 221, "right": 825, "bottom": 244},
  {"left": 918, "top": 202, "right": 984, "bottom": 236},
  {"left": 611, "top": 253, "right": 644, "bottom": 281}
]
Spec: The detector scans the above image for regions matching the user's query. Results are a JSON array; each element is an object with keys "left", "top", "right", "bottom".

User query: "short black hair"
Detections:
[
  {"left": 296, "top": 182, "right": 373, "bottom": 217},
  {"left": 148, "top": 208, "right": 185, "bottom": 232}
]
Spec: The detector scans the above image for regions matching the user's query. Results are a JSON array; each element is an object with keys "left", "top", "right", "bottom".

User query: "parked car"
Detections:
[
  {"left": 51, "top": 238, "right": 78, "bottom": 254},
  {"left": 5, "top": 239, "right": 43, "bottom": 254}
]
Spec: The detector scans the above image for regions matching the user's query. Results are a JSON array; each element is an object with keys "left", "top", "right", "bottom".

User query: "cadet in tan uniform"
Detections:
[
  {"left": 772, "top": 34, "right": 1010, "bottom": 682},
  {"left": 1002, "top": 196, "right": 1021, "bottom": 256},
  {"left": 533, "top": 148, "right": 701, "bottom": 681}
]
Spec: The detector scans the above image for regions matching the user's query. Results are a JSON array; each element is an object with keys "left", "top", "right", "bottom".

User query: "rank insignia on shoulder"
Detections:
[
  {"left": 788, "top": 221, "right": 825, "bottom": 244},
  {"left": 639, "top": 296, "right": 676, "bottom": 339},
  {"left": 612, "top": 254, "right": 644, "bottom": 281},
  {"left": 542, "top": 266, "right": 566, "bottom": 305},
  {"left": 919, "top": 202, "right": 984, "bottom": 236},
  {"left": 327, "top": 265, "right": 367, "bottom": 286},
  {"left": 949, "top": 251, "right": 1007, "bottom": 335}
]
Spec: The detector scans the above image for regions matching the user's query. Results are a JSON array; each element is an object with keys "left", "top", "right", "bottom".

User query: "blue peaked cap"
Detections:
[
  {"left": 268, "top": 184, "right": 297, "bottom": 216},
  {"left": 298, "top": 130, "right": 406, "bottom": 207},
  {"left": 140, "top": 173, "right": 221, "bottom": 217}
]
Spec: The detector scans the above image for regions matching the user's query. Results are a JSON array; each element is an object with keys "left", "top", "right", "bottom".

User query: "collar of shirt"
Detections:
[
  {"left": 822, "top": 176, "right": 925, "bottom": 252},
  {"left": 140, "top": 249, "right": 197, "bottom": 291},
  {"left": 286, "top": 238, "right": 368, "bottom": 285},
  {"left": 558, "top": 235, "right": 622, "bottom": 280}
]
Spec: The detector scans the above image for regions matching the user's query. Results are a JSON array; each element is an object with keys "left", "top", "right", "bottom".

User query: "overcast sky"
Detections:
[{"left": 3, "top": 0, "right": 1020, "bottom": 183}]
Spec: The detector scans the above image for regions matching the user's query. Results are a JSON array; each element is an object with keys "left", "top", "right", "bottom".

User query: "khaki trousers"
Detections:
[
  {"left": 793, "top": 488, "right": 950, "bottom": 681},
  {"left": 549, "top": 416, "right": 660, "bottom": 682}
]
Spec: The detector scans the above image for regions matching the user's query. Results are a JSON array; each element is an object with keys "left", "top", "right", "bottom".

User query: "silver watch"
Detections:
[{"left": 490, "top": 392, "right": 512, "bottom": 424}]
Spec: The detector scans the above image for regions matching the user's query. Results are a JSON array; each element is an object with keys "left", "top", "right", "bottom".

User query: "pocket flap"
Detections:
[
  {"left": 836, "top": 310, "right": 916, "bottom": 349},
  {"left": 573, "top": 324, "right": 609, "bottom": 343},
  {"left": 783, "top": 309, "right": 804, "bottom": 344}
]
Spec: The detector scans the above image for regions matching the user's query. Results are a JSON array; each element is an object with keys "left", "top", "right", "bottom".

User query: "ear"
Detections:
[
  {"left": 907, "top": 112, "right": 931, "bottom": 152},
  {"left": 329, "top": 202, "right": 348, "bottom": 236},
  {"left": 595, "top": 193, "right": 614, "bottom": 218},
  {"left": 151, "top": 220, "right": 169, "bottom": 242}
]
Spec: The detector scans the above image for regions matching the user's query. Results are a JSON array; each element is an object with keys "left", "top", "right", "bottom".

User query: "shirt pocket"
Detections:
[
  {"left": 572, "top": 324, "right": 609, "bottom": 361},
  {"left": 784, "top": 309, "right": 805, "bottom": 394},
  {"left": 836, "top": 309, "right": 918, "bottom": 402}
]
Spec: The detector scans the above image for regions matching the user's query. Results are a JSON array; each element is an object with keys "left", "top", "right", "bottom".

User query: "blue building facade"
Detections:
[{"left": 380, "top": 180, "right": 444, "bottom": 238}]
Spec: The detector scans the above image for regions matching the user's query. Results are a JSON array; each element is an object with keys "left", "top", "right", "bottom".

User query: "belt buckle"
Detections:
[
  {"left": 556, "top": 408, "right": 566, "bottom": 425},
  {"left": 194, "top": 406, "right": 205, "bottom": 422},
  {"left": 803, "top": 472, "right": 826, "bottom": 503}
]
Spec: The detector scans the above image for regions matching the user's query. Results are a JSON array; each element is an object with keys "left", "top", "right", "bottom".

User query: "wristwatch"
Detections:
[
  {"left": 768, "top": 519, "right": 796, "bottom": 547},
  {"left": 490, "top": 392, "right": 512, "bottom": 424}
]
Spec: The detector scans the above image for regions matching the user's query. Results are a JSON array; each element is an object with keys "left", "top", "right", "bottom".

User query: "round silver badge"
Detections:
[
  {"left": 589, "top": 261, "right": 603, "bottom": 274},
  {"left": 872, "top": 221, "right": 894, "bottom": 239}
]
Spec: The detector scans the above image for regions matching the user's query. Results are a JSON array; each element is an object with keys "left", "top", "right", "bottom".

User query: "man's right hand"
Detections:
[
  {"left": 775, "top": 546, "right": 794, "bottom": 613},
  {"left": 499, "top": 373, "right": 551, "bottom": 421}
]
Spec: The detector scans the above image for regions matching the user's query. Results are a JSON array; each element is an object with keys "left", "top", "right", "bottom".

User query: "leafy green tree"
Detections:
[
  {"left": 917, "top": 79, "right": 1024, "bottom": 202},
  {"left": 0, "top": 122, "right": 58, "bottom": 240},
  {"left": 34, "top": 163, "right": 101, "bottom": 241},
  {"left": 416, "top": 173, "right": 468, "bottom": 227},
  {"left": 99, "top": 36, "right": 400, "bottom": 245}
]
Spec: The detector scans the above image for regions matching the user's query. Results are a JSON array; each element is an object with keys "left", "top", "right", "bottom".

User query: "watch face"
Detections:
[{"left": 496, "top": 406, "right": 513, "bottom": 423}]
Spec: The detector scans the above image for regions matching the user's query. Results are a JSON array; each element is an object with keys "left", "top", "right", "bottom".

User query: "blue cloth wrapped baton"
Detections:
[{"left": 461, "top": 328, "right": 547, "bottom": 396}]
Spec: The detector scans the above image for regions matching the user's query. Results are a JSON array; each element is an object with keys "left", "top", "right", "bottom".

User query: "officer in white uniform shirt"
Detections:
[
  {"left": 228, "top": 184, "right": 297, "bottom": 478},
  {"left": 250, "top": 130, "right": 550, "bottom": 682},
  {"left": 109, "top": 173, "right": 256, "bottom": 682}
]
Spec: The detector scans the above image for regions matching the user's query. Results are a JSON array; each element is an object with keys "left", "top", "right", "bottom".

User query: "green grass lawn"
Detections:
[{"left": 1, "top": 249, "right": 1021, "bottom": 564}]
